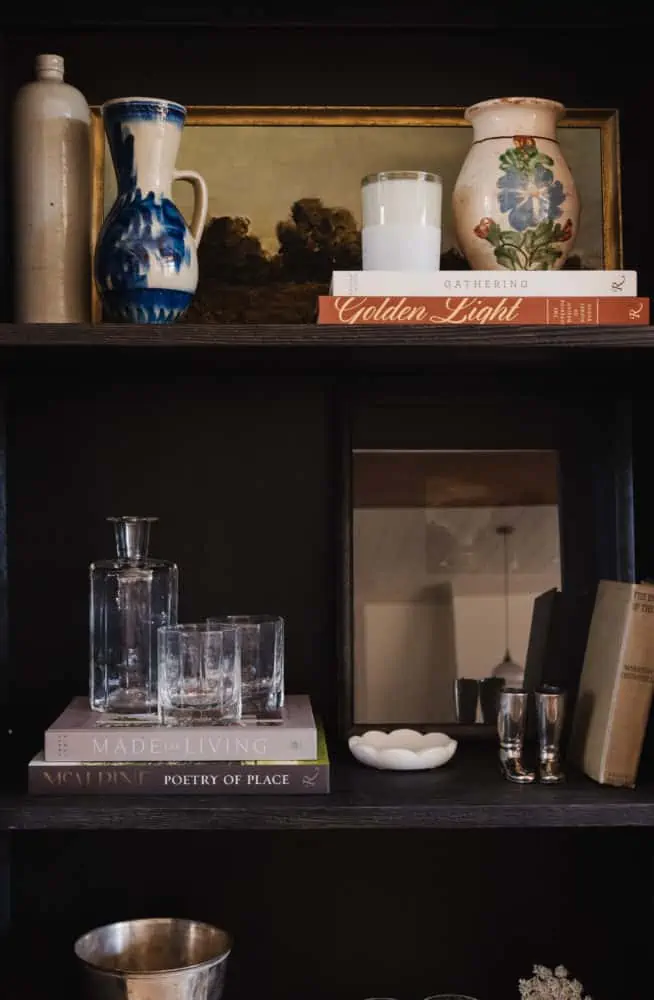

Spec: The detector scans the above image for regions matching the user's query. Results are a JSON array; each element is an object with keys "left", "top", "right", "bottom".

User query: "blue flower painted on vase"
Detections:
[
  {"left": 94, "top": 102, "right": 195, "bottom": 323},
  {"left": 497, "top": 162, "right": 565, "bottom": 231},
  {"left": 472, "top": 136, "right": 573, "bottom": 270}
]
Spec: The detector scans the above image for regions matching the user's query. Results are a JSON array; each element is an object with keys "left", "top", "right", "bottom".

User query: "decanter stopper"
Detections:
[
  {"left": 109, "top": 515, "right": 157, "bottom": 563},
  {"left": 535, "top": 686, "right": 566, "bottom": 783},
  {"left": 497, "top": 687, "right": 535, "bottom": 784}
]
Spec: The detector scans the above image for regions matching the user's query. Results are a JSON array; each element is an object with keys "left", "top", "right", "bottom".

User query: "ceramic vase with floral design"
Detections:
[{"left": 452, "top": 97, "right": 580, "bottom": 270}]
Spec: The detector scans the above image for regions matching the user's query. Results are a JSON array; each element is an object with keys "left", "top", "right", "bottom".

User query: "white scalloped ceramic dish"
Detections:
[{"left": 348, "top": 729, "right": 458, "bottom": 771}]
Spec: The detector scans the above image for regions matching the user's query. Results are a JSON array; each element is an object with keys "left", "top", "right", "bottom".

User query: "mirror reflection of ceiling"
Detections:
[
  {"left": 353, "top": 449, "right": 559, "bottom": 508},
  {"left": 353, "top": 450, "right": 561, "bottom": 593},
  {"left": 427, "top": 506, "right": 561, "bottom": 574},
  {"left": 354, "top": 505, "right": 560, "bottom": 598}
]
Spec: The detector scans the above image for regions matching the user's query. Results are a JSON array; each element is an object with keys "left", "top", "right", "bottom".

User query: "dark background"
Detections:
[{"left": 0, "top": 10, "right": 652, "bottom": 998}]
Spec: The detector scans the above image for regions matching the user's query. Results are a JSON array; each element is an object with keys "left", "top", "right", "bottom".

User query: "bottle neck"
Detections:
[
  {"left": 110, "top": 518, "right": 155, "bottom": 562},
  {"left": 35, "top": 54, "right": 65, "bottom": 82}
]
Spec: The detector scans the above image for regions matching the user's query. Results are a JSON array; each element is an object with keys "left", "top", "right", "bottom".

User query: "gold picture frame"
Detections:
[{"left": 90, "top": 105, "right": 623, "bottom": 323}]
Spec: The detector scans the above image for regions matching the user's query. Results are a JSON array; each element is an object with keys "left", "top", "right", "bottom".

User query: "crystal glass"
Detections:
[
  {"left": 90, "top": 516, "right": 178, "bottom": 715},
  {"left": 158, "top": 623, "right": 241, "bottom": 725},
  {"left": 207, "top": 614, "right": 284, "bottom": 716},
  {"left": 361, "top": 169, "right": 442, "bottom": 271}
]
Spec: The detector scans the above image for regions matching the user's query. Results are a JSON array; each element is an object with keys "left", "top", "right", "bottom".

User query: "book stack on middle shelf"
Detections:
[
  {"left": 28, "top": 694, "right": 330, "bottom": 795},
  {"left": 25, "top": 516, "right": 332, "bottom": 797}
]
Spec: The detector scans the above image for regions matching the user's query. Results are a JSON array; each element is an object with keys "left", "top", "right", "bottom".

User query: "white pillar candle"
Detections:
[{"left": 361, "top": 170, "right": 443, "bottom": 271}]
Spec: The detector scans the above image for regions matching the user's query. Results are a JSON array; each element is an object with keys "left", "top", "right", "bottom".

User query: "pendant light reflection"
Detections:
[{"left": 490, "top": 524, "right": 524, "bottom": 687}]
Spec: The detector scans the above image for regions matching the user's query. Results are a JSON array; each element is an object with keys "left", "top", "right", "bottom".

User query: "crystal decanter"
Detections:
[{"left": 90, "top": 516, "right": 178, "bottom": 714}]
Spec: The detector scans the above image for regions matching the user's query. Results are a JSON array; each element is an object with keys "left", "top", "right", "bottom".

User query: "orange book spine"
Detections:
[{"left": 317, "top": 295, "right": 650, "bottom": 326}]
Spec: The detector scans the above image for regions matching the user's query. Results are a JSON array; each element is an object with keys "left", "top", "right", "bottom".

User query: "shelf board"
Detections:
[
  {"left": 2, "top": 747, "right": 654, "bottom": 831},
  {"left": 0, "top": 322, "right": 654, "bottom": 348}
]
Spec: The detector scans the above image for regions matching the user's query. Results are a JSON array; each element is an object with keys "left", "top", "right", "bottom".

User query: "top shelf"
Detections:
[{"left": 1, "top": 323, "right": 654, "bottom": 348}]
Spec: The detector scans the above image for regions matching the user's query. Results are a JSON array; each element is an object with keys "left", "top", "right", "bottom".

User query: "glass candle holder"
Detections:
[
  {"left": 361, "top": 170, "right": 442, "bottom": 271},
  {"left": 158, "top": 623, "right": 241, "bottom": 725},
  {"left": 207, "top": 614, "right": 284, "bottom": 716}
]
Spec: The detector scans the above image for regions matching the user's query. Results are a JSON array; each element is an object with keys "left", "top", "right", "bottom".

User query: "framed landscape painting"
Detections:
[{"left": 91, "top": 105, "right": 622, "bottom": 323}]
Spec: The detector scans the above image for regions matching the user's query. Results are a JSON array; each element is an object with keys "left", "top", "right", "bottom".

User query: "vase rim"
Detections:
[
  {"left": 465, "top": 96, "right": 565, "bottom": 120},
  {"left": 102, "top": 96, "right": 187, "bottom": 113}
]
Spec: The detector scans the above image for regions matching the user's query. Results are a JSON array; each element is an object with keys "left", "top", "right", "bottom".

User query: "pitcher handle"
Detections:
[{"left": 173, "top": 169, "right": 209, "bottom": 245}]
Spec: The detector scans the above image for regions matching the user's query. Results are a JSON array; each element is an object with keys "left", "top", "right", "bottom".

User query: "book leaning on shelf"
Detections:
[{"left": 568, "top": 580, "right": 654, "bottom": 787}]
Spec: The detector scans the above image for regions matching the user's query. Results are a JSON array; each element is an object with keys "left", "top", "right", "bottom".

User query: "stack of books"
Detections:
[
  {"left": 318, "top": 268, "right": 649, "bottom": 327},
  {"left": 28, "top": 694, "right": 330, "bottom": 795}
]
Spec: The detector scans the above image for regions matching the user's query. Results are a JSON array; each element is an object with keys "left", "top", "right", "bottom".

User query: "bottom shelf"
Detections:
[
  {"left": 1, "top": 745, "right": 653, "bottom": 829},
  {"left": 2, "top": 814, "right": 652, "bottom": 1000}
]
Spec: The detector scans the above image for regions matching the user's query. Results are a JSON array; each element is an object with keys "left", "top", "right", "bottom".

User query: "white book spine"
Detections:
[
  {"left": 44, "top": 726, "right": 318, "bottom": 762},
  {"left": 330, "top": 270, "right": 638, "bottom": 297}
]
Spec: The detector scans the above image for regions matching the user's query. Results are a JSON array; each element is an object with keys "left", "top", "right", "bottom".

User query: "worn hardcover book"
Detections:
[
  {"left": 44, "top": 694, "right": 317, "bottom": 762},
  {"left": 568, "top": 581, "right": 654, "bottom": 787},
  {"left": 330, "top": 269, "right": 638, "bottom": 297},
  {"left": 30, "top": 724, "right": 330, "bottom": 795},
  {"left": 317, "top": 295, "right": 650, "bottom": 326}
]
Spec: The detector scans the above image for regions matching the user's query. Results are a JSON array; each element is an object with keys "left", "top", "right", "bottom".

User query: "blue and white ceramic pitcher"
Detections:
[{"left": 94, "top": 97, "right": 208, "bottom": 323}]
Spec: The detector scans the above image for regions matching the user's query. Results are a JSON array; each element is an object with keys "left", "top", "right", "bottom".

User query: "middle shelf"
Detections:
[{"left": 2, "top": 746, "right": 652, "bottom": 831}]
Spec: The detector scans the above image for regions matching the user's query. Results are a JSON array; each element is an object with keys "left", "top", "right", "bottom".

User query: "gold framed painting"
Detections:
[{"left": 90, "top": 105, "right": 622, "bottom": 323}]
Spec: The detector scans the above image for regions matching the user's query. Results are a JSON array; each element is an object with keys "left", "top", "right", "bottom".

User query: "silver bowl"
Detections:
[{"left": 74, "top": 916, "right": 232, "bottom": 1000}]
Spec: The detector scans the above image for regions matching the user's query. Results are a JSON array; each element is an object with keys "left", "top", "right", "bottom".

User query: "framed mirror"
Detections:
[
  {"left": 338, "top": 382, "right": 634, "bottom": 737},
  {"left": 352, "top": 448, "right": 561, "bottom": 727}
]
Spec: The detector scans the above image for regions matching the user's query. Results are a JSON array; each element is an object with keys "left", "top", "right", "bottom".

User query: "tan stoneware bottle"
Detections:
[{"left": 13, "top": 53, "right": 91, "bottom": 322}]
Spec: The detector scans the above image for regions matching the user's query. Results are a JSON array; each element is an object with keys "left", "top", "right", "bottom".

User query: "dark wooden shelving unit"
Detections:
[
  {"left": 2, "top": 751, "right": 654, "bottom": 831},
  {"left": 2, "top": 12, "right": 654, "bottom": 1000}
]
